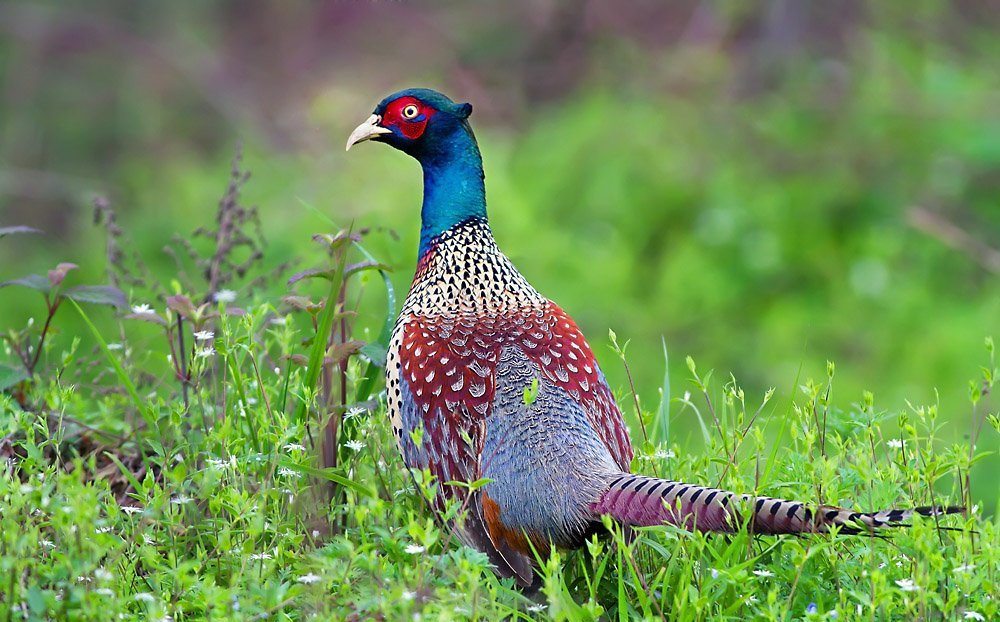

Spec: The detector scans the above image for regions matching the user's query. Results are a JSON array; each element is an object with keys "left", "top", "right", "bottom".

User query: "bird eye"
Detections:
[{"left": 401, "top": 104, "right": 419, "bottom": 120}]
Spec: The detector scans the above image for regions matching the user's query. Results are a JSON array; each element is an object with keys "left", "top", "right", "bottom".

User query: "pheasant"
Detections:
[{"left": 345, "top": 88, "right": 962, "bottom": 588}]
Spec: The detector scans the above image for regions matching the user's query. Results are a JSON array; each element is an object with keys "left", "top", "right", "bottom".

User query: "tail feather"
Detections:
[{"left": 590, "top": 474, "right": 963, "bottom": 536}]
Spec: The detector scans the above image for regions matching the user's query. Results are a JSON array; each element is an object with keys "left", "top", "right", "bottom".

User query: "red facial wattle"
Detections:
[{"left": 381, "top": 96, "right": 436, "bottom": 140}]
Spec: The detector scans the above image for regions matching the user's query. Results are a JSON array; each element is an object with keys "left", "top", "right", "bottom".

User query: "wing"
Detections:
[{"left": 396, "top": 302, "right": 632, "bottom": 488}]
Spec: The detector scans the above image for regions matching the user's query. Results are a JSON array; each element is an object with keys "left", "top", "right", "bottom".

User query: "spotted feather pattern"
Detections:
[{"left": 386, "top": 218, "right": 632, "bottom": 509}]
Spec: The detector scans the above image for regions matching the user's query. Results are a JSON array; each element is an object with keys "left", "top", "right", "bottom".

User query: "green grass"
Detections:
[{"left": 1, "top": 245, "right": 996, "bottom": 619}]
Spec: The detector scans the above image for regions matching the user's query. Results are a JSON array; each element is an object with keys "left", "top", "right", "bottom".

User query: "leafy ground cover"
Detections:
[{"left": 0, "top": 164, "right": 997, "bottom": 621}]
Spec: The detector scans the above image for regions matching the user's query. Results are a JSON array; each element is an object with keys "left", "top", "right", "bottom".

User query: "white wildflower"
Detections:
[
  {"left": 121, "top": 506, "right": 143, "bottom": 515},
  {"left": 284, "top": 443, "right": 307, "bottom": 452},
  {"left": 274, "top": 367, "right": 281, "bottom": 375},
  {"left": 710, "top": 568, "right": 719, "bottom": 579},
  {"left": 170, "top": 495, "right": 193, "bottom": 505},
  {"left": 40, "top": 539, "right": 55, "bottom": 548},
  {"left": 95, "top": 526, "right": 114, "bottom": 534},
  {"left": 654, "top": 448, "right": 676, "bottom": 460},
  {"left": 277, "top": 467, "right": 301, "bottom": 478},
  {"left": 95, "top": 588, "right": 114, "bottom": 597},
  {"left": 214, "top": 289, "right": 237, "bottom": 303},
  {"left": 752, "top": 569, "right": 775, "bottom": 578},
  {"left": 134, "top": 593, "right": 155, "bottom": 603},
  {"left": 195, "top": 347, "right": 215, "bottom": 358},
  {"left": 963, "top": 612, "right": 985, "bottom": 621},
  {"left": 404, "top": 544, "right": 425, "bottom": 555},
  {"left": 249, "top": 552, "right": 273, "bottom": 561},
  {"left": 312, "top": 530, "right": 320, "bottom": 539},
  {"left": 401, "top": 591, "right": 415, "bottom": 601},
  {"left": 954, "top": 564, "right": 975, "bottom": 574},
  {"left": 193, "top": 331, "right": 214, "bottom": 341},
  {"left": 887, "top": 439, "right": 904, "bottom": 449},
  {"left": 527, "top": 604, "right": 547, "bottom": 612},
  {"left": 345, "top": 406, "right": 367, "bottom": 420},
  {"left": 895, "top": 579, "right": 919, "bottom": 592},
  {"left": 296, "top": 573, "right": 321, "bottom": 584},
  {"left": 131, "top": 304, "right": 153, "bottom": 314},
  {"left": 345, "top": 440, "right": 365, "bottom": 452},
  {"left": 94, "top": 568, "right": 113, "bottom": 581}
]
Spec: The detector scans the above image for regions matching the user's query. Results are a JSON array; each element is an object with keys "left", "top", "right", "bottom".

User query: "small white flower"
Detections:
[
  {"left": 752, "top": 569, "right": 775, "bottom": 578},
  {"left": 193, "top": 331, "right": 214, "bottom": 341},
  {"left": 345, "top": 406, "right": 367, "bottom": 420},
  {"left": 710, "top": 568, "right": 719, "bottom": 579},
  {"left": 95, "top": 588, "right": 114, "bottom": 597},
  {"left": 249, "top": 552, "right": 273, "bottom": 561},
  {"left": 170, "top": 495, "right": 193, "bottom": 505},
  {"left": 895, "top": 579, "right": 919, "bottom": 592},
  {"left": 121, "top": 506, "right": 143, "bottom": 515},
  {"left": 95, "top": 526, "right": 114, "bottom": 534},
  {"left": 214, "top": 289, "right": 237, "bottom": 303},
  {"left": 277, "top": 467, "right": 301, "bottom": 478},
  {"left": 405, "top": 544, "right": 425, "bottom": 555},
  {"left": 284, "top": 443, "right": 307, "bottom": 452},
  {"left": 312, "top": 530, "right": 320, "bottom": 538},
  {"left": 527, "top": 604, "right": 547, "bottom": 613},
  {"left": 134, "top": 593, "right": 155, "bottom": 603},
  {"left": 40, "top": 539, "right": 55, "bottom": 548},
  {"left": 654, "top": 448, "right": 676, "bottom": 460},
  {"left": 131, "top": 304, "right": 153, "bottom": 314},
  {"left": 963, "top": 612, "right": 985, "bottom": 621},
  {"left": 94, "top": 568, "right": 113, "bottom": 581},
  {"left": 297, "top": 573, "right": 321, "bottom": 584},
  {"left": 402, "top": 591, "right": 415, "bottom": 601},
  {"left": 954, "top": 564, "right": 975, "bottom": 574},
  {"left": 746, "top": 595, "right": 758, "bottom": 603},
  {"left": 196, "top": 347, "right": 215, "bottom": 358},
  {"left": 274, "top": 367, "right": 281, "bottom": 375},
  {"left": 887, "top": 439, "right": 904, "bottom": 449},
  {"left": 345, "top": 440, "right": 365, "bottom": 452}
]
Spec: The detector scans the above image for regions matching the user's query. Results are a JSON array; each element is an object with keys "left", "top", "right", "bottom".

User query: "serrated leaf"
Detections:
[
  {"left": 0, "top": 226, "right": 43, "bottom": 239},
  {"left": 123, "top": 312, "right": 168, "bottom": 326},
  {"left": 326, "top": 340, "right": 365, "bottom": 365},
  {"left": 0, "top": 274, "right": 51, "bottom": 293},
  {"left": 287, "top": 267, "right": 334, "bottom": 286},
  {"left": 61, "top": 285, "right": 127, "bottom": 308},
  {"left": 360, "top": 342, "right": 387, "bottom": 367},
  {"left": 0, "top": 363, "right": 29, "bottom": 391}
]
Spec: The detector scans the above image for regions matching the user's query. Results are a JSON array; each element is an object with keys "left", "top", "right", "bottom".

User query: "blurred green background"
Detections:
[{"left": 1, "top": 2, "right": 997, "bottom": 503}]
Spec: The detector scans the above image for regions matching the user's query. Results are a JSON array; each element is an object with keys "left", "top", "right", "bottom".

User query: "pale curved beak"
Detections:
[{"left": 345, "top": 114, "right": 393, "bottom": 151}]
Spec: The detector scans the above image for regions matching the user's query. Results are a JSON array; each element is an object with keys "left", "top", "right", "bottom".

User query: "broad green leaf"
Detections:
[
  {"left": 0, "top": 363, "right": 29, "bottom": 391},
  {"left": 62, "top": 285, "right": 127, "bottom": 308},
  {"left": 0, "top": 274, "right": 51, "bottom": 293}
]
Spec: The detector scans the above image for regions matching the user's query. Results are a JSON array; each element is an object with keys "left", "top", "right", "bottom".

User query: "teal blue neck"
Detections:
[{"left": 418, "top": 129, "right": 487, "bottom": 257}]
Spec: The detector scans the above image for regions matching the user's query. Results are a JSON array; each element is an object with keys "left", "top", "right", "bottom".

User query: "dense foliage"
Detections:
[{"left": 1, "top": 2, "right": 998, "bottom": 619}]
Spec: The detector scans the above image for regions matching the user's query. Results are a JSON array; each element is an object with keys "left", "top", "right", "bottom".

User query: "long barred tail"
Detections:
[{"left": 590, "top": 474, "right": 963, "bottom": 535}]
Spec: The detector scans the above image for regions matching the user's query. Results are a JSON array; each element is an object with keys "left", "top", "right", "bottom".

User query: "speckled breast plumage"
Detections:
[{"left": 385, "top": 218, "right": 633, "bottom": 534}]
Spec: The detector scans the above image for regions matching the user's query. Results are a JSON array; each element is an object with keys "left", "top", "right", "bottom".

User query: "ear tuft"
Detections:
[{"left": 456, "top": 102, "right": 473, "bottom": 118}]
